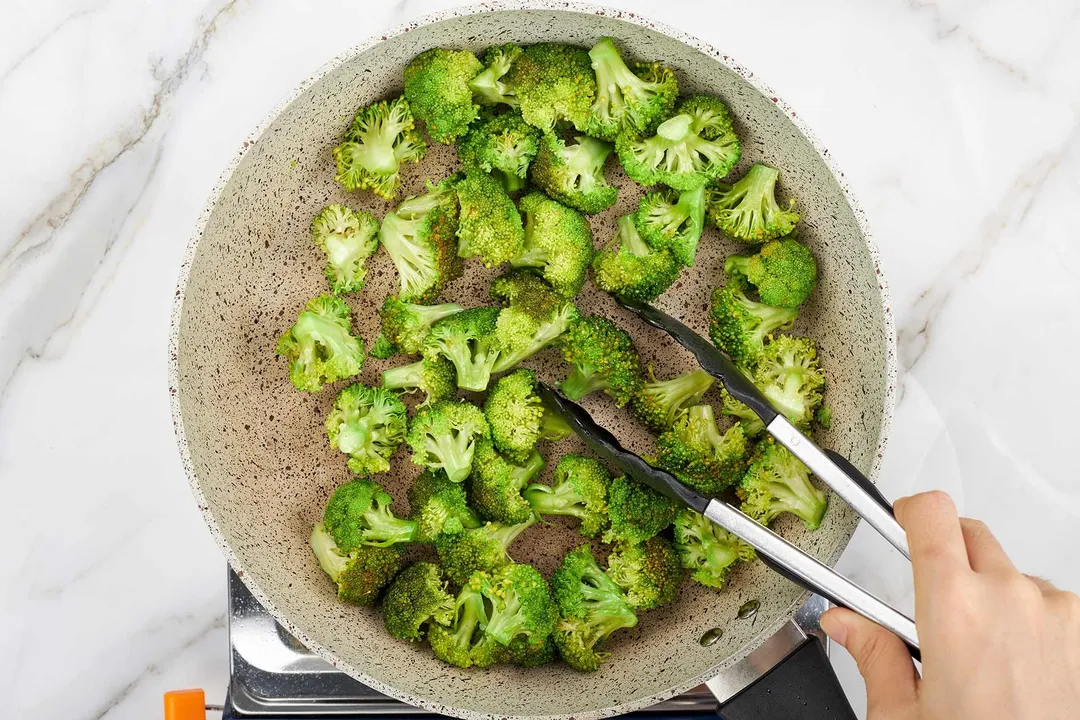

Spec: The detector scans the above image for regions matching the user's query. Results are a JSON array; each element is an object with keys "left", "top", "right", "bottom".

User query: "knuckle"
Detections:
[{"left": 919, "top": 490, "right": 956, "bottom": 515}]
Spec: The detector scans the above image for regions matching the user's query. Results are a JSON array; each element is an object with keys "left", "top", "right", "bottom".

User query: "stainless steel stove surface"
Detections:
[{"left": 223, "top": 569, "right": 830, "bottom": 718}]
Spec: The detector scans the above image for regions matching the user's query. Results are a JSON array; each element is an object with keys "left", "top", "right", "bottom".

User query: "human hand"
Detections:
[{"left": 820, "top": 491, "right": 1080, "bottom": 720}]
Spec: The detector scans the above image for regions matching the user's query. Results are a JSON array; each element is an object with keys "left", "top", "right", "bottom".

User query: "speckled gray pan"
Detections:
[{"left": 169, "top": 2, "right": 896, "bottom": 718}]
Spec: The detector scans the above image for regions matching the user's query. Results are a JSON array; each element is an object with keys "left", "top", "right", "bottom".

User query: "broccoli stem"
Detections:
[
  {"left": 488, "top": 515, "right": 536, "bottom": 549},
  {"left": 561, "top": 365, "right": 608, "bottom": 401},
  {"left": 539, "top": 406, "right": 573, "bottom": 440},
  {"left": 686, "top": 404, "right": 724, "bottom": 448},
  {"left": 382, "top": 359, "right": 425, "bottom": 391},
  {"left": 512, "top": 452, "right": 547, "bottom": 485},
  {"left": 646, "top": 369, "right": 713, "bottom": 418},
  {"left": 620, "top": 215, "right": 651, "bottom": 256},
  {"left": 363, "top": 510, "right": 419, "bottom": 547},
  {"left": 656, "top": 114, "right": 692, "bottom": 142},
  {"left": 493, "top": 169, "right": 526, "bottom": 192},
  {"left": 767, "top": 477, "right": 827, "bottom": 530},
  {"left": 452, "top": 587, "right": 486, "bottom": 648},
  {"left": 723, "top": 254, "right": 753, "bottom": 277},
  {"left": 525, "top": 482, "right": 590, "bottom": 520},
  {"left": 485, "top": 597, "right": 525, "bottom": 646},
  {"left": 427, "top": 432, "right": 476, "bottom": 483},
  {"left": 311, "top": 523, "right": 348, "bottom": 582},
  {"left": 442, "top": 341, "right": 498, "bottom": 392}
]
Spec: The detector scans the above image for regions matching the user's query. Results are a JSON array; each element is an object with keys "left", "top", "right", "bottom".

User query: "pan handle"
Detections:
[{"left": 716, "top": 636, "right": 856, "bottom": 720}]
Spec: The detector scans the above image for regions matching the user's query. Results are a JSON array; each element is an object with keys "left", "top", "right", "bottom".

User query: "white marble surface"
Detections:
[{"left": 1, "top": 0, "right": 1078, "bottom": 717}]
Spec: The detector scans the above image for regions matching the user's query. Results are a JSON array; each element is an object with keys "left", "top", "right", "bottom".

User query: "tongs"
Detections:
[{"left": 538, "top": 299, "right": 920, "bottom": 655}]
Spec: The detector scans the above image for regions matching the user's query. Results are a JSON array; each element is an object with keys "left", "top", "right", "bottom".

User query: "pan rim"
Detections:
[{"left": 167, "top": 2, "right": 898, "bottom": 717}]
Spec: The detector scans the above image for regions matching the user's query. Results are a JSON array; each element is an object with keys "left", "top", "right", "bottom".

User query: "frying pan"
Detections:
[{"left": 169, "top": 2, "right": 896, "bottom": 717}]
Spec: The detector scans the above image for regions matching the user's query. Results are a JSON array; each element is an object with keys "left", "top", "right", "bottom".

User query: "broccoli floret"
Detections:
[
  {"left": 724, "top": 237, "right": 817, "bottom": 308},
  {"left": 529, "top": 133, "right": 618, "bottom": 214},
  {"left": 469, "top": 43, "right": 523, "bottom": 107},
  {"left": 708, "top": 280, "right": 798, "bottom": 369},
  {"left": 322, "top": 477, "right": 419, "bottom": 549},
  {"left": 457, "top": 110, "right": 541, "bottom": 192},
  {"left": 490, "top": 271, "right": 580, "bottom": 373},
  {"left": 276, "top": 294, "right": 365, "bottom": 392},
  {"left": 484, "top": 369, "right": 572, "bottom": 463},
  {"left": 585, "top": 37, "right": 678, "bottom": 140},
  {"left": 656, "top": 404, "right": 750, "bottom": 494},
  {"left": 510, "top": 192, "right": 594, "bottom": 298},
  {"left": 408, "top": 469, "right": 483, "bottom": 543},
  {"left": 454, "top": 171, "right": 525, "bottom": 267},
  {"left": 501, "top": 634, "right": 557, "bottom": 667},
  {"left": 720, "top": 388, "right": 766, "bottom": 437},
  {"left": 422, "top": 306, "right": 503, "bottom": 392},
  {"left": 634, "top": 184, "right": 706, "bottom": 267},
  {"left": 616, "top": 95, "right": 741, "bottom": 191},
  {"left": 754, "top": 335, "right": 825, "bottom": 429},
  {"left": 468, "top": 437, "right": 545, "bottom": 525},
  {"left": 428, "top": 574, "right": 490, "bottom": 668},
  {"left": 382, "top": 356, "right": 457, "bottom": 407},
  {"left": 815, "top": 405, "right": 833, "bottom": 429},
  {"left": 603, "top": 475, "right": 678, "bottom": 545},
  {"left": 369, "top": 334, "right": 398, "bottom": 360},
  {"left": 505, "top": 43, "right": 596, "bottom": 132},
  {"left": 435, "top": 517, "right": 535, "bottom": 585},
  {"left": 606, "top": 536, "right": 683, "bottom": 610},
  {"left": 382, "top": 562, "right": 456, "bottom": 641},
  {"left": 523, "top": 454, "right": 611, "bottom": 538},
  {"left": 310, "top": 204, "right": 380, "bottom": 294},
  {"left": 333, "top": 97, "right": 426, "bottom": 200},
  {"left": 739, "top": 438, "right": 828, "bottom": 530},
  {"left": 550, "top": 546, "right": 638, "bottom": 672},
  {"left": 707, "top": 164, "right": 799, "bottom": 243},
  {"left": 310, "top": 523, "right": 404, "bottom": 606},
  {"left": 406, "top": 399, "right": 490, "bottom": 483},
  {"left": 630, "top": 368, "right": 715, "bottom": 432},
  {"left": 480, "top": 563, "right": 558, "bottom": 648},
  {"left": 378, "top": 297, "right": 465, "bottom": 356},
  {"left": 559, "top": 315, "right": 644, "bottom": 406},
  {"left": 592, "top": 214, "right": 681, "bottom": 303},
  {"left": 673, "top": 508, "right": 756, "bottom": 589},
  {"left": 379, "top": 180, "right": 462, "bottom": 303},
  {"left": 403, "top": 48, "right": 483, "bottom": 144},
  {"left": 325, "top": 383, "right": 408, "bottom": 475}
]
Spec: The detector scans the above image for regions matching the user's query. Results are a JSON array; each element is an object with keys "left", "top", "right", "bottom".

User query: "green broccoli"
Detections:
[
  {"left": 310, "top": 204, "right": 380, "bottom": 294},
  {"left": 333, "top": 97, "right": 426, "bottom": 200},
  {"left": 720, "top": 388, "right": 766, "bottom": 437},
  {"left": 592, "top": 214, "right": 681, "bottom": 303},
  {"left": 550, "top": 546, "right": 638, "bottom": 672},
  {"left": 505, "top": 43, "right": 596, "bottom": 132},
  {"left": 454, "top": 171, "right": 525, "bottom": 267},
  {"left": 708, "top": 279, "right": 798, "bottom": 369},
  {"left": 427, "top": 574, "right": 491, "bottom": 668},
  {"left": 484, "top": 369, "right": 572, "bottom": 463},
  {"left": 377, "top": 296, "right": 465, "bottom": 356},
  {"left": 381, "top": 356, "right": 457, "bottom": 407},
  {"left": 379, "top": 179, "right": 461, "bottom": 303},
  {"left": 406, "top": 399, "right": 490, "bottom": 483},
  {"left": 325, "top": 383, "right": 408, "bottom": 475},
  {"left": 310, "top": 522, "right": 404, "bottom": 606},
  {"left": 435, "top": 517, "right": 535, "bottom": 585},
  {"left": 616, "top": 95, "right": 741, "bottom": 191},
  {"left": 707, "top": 164, "right": 799, "bottom": 243},
  {"left": 403, "top": 48, "right": 483, "bottom": 144},
  {"left": 457, "top": 110, "right": 541, "bottom": 192},
  {"left": 469, "top": 43, "right": 523, "bottom": 107},
  {"left": 738, "top": 438, "right": 828, "bottom": 530},
  {"left": 422, "top": 306, "right": 503, "bottom": 391},
  {"left": 369, "top": 334, "right": 398, "bottom": 360},
  {"left": 529, "top": 133, "right": 618, "bottom": 214},
  {"left": 724, "top": 237, "right": 818, "bottom": 308},
  {"left": 381, "top": 562, "right": 456, "bottom": 641},
  {"left": 630, "top": 368, "right": 715, "bottom": 432},
  {"left": 276, "top": 294, "right": 365, "bottom": 392},
  {"left": 673, "top": 508, "right": 756, "bottom": 589},
  {"left": 603, "top": 475, "right": 678, "bottom": 545},
  {"left": 468, "top": 438, "right": 545, "bottom": 525},
  {"left": 559, "top": 315, "right": 644, "bottom": 406},
  {"left": 656, "top": 404, "right": 750, "bottom": 494},
  {"left": 754, "top": 335, "right": 825, "bottom": 429},
  {"left": 501, "top": 634, "right": 557, "bottom": 667},
  {"left": 633, "top": 184, "right": 706, "bottom": 267},
  {"left": 510, "top": 192, "right": 594, "bottom": 298},
  {"left": 585, "top": 37, "right": 678, "bottom": 140},
  {"left": 490, "top": 271, "right": 580, "bottom": 373},
  {"left": 322, "top": 477, "right": 419, "bottom": 549},
  {"left": 523, "top": 454, "right": 612, "bottom": 538},
  {"left": 480, "top": 563, "right": 558, "bottom": 648},
  {"left": 606, "top": 536, "right": 683, "bottom": 610},
  {"left": 408, "top": 469, "right": 483, "bottom": 543}
]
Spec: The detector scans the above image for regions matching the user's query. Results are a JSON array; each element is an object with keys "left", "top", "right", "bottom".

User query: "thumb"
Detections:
[{"left": 821, "top": 608, "right": 918, "bottom": 716}]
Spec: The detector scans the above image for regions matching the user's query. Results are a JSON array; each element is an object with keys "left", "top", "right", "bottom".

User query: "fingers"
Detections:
[
  {"left": 821, "top": 607, "right": 919, "bottom": 716},
  {"left": 895, "top": 492, "right": 971, "bottom": 591},
  {"left": 959, "top": 518, "right": 1015, "bottom": 574}
]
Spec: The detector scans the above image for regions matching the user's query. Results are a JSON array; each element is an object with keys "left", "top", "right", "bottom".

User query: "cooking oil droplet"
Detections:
[
  {"left": 699, "top": 627, "right": 724, "bottom": 646},
  {"left": 737, "top": 599, "right": 760, "bottom": 619}
]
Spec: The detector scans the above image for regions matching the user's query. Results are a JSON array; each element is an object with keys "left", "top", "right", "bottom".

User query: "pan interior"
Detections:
[{"left": 175, "top": 7, "right": 888, "bottom": 719}]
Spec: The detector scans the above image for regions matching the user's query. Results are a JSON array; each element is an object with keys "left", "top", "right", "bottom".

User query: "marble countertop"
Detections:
[{"left": 2, "top": 0, "right": 1078, "bottom": 717}]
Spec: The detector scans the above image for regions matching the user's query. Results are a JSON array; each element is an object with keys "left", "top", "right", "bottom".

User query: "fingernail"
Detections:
[{"left": 820, "top": 611, "right": 848, "bottom": 646}]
